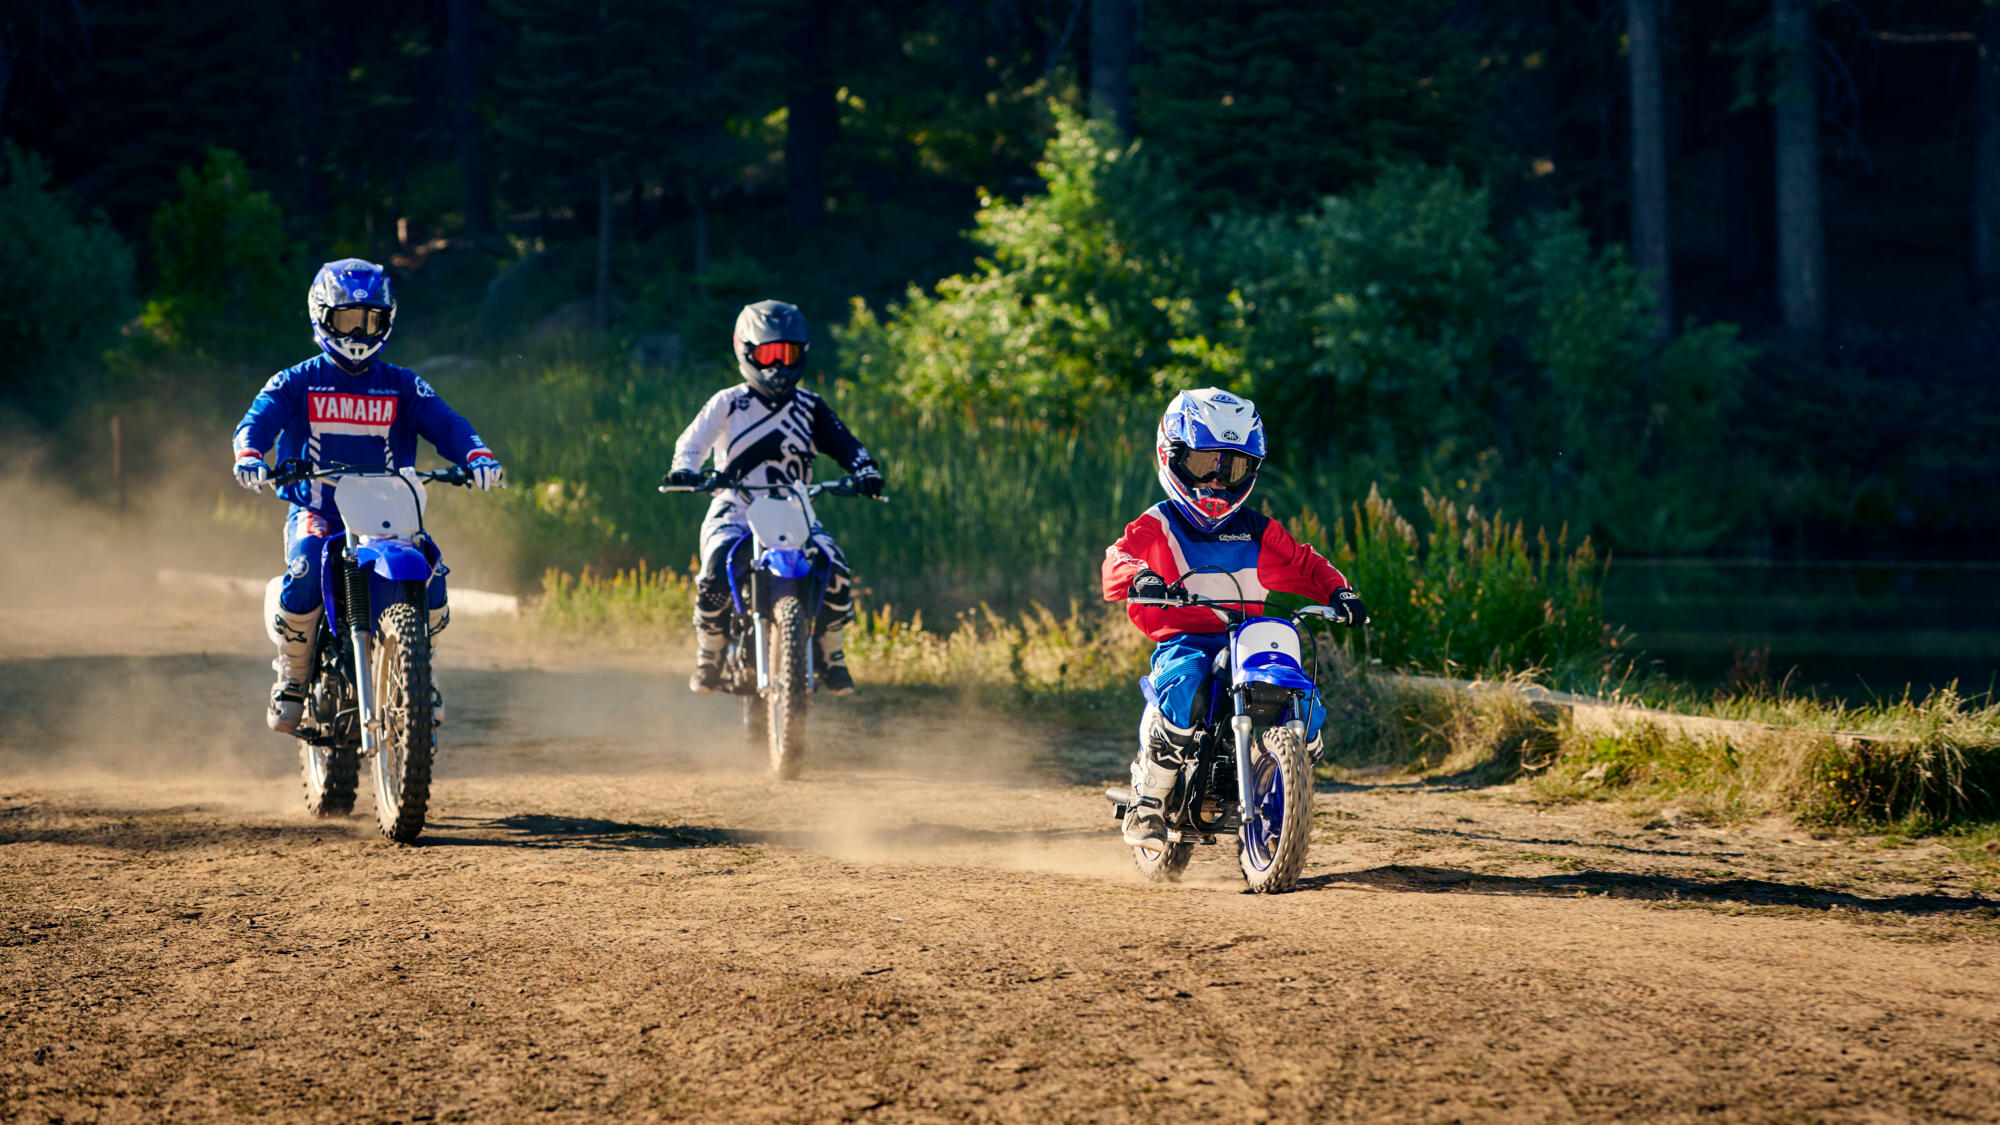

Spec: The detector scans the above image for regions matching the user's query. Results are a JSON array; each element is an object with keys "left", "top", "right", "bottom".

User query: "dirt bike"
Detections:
[
  {"left": 659, "top": 469, "right": 884, "bottom": 778},
  {"left": 264, "top": 459, "right": 474, "bottom": 843},
  {"left": 1105, "top": 576, "right": 1352, "bottom": 893}
]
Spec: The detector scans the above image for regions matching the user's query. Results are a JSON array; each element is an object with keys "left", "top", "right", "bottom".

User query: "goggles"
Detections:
[
  {"left": 748, "top": 340, "right": 806, "bottom": 368},
  {"left": 323, "top": 305, "right": 393, "bottom": 339},
  {"left": 1170, "top": 444, "right": 1261, "bottom": 489}
]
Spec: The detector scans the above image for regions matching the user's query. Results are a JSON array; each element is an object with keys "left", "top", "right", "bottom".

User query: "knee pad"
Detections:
[{"left": 817, "top": 568, "right": 855, "bottom": 630}]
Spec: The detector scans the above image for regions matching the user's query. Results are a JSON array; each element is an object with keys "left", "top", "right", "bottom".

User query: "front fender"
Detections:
[
  {"left": 757, "top": 547, "right": 813, "bottom": 579},
  {"left": 1237, "top": 653, "right": 1316, "bottom": 693},
  {"left": 354, "top": 539, "right": 432, "bottom": 582}
]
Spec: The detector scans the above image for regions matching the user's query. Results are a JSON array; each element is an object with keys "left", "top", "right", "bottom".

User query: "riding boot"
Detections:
[
  {"left": 690, "top": 623, "right": 727, "bottom": 693},
  {"left": 266, "top": 604, "right": 321, "bottom": 734},
  {"left": 816, "top": 625, "right": 854, "bottom": 696},
  {"left": 1122, "top": 707, "right": 1194, "bottom": 849},
  {"left": 428, "top": 606, "right": 448, "bottom": 724}
]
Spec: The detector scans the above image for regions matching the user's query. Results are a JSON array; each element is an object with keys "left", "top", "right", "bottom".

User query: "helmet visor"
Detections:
[
  {"left": 749, "top": 340, "right": 806, "bottom": 368},
  {"left": 324, "top": 305, "right": 392, "bottom": 339},
  {"left": 1171, "top": 446, "right": 1261, "bottom": 489}
]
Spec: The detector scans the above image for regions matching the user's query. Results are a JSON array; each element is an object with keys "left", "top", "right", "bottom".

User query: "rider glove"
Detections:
[
  {"left": 1332, "top": 587, "right": 1369, "bottom": 628},
  {"left": 853, "top": 463, "right": 884, "bottom": 498},
  {"left": 664, "top": 468, "right": 704, "bottom": 490},
  {"left": 466, "top": 452, "right": 504, "bottom": 491},
  {"left": 234, "top": 451, "right": 269, "bottom": 493},
  {"left": 1130, "top": 569, "right": 1170, "bottom": 602}
]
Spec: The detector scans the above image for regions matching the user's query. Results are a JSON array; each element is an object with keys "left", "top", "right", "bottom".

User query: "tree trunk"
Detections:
[
  {"left": 1089, "top": 0, "right": 1134, "bottom": 136},
  {"left": 1975, "top": 1, "right": 2000, "bottom": 304},
  {"left": 450, "top": 0, "right": 491, "bottom": 239},
  {"left": 595, "top": 158, "right": 612, "bottom": 334},
  {"left": 1626, "top": 0, "right": 1672, "bottom": 339},
  {"left": 1773, "top": 0, "right": 1825, "bottom": 336},
  {"left": 1723, "top": 105, "right": 1776, "bottom": 312},
  {"left": 786, "top": 3, "right": 835, "bottom": 230}
]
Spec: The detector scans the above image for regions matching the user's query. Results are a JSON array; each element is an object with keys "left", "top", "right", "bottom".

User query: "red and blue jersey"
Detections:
[
  {"left": 232, "top": 354, "right": 492, "bottom": 519},
  {"left": 1102, "top": 502, "right": 1349, "bottom": 640}
]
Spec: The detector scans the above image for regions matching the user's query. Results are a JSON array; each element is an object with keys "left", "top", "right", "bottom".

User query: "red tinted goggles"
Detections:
[{"left": 749, "top": 340, "right": 806, "bottom": 368}]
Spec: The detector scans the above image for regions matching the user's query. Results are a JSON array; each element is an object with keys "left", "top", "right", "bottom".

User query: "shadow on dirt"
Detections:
[
  {"left": 0, "top": 805, "right": 357, "bottom": 851},
  {"left": 1301, "top": 864, "right": 2000, "bottom": 917},
  {"left": 419, "top": 812, "right": 1102, "bottom": 852},
  {"left": 1385, "top": 824, "right": 1749, "bottom": 859}
]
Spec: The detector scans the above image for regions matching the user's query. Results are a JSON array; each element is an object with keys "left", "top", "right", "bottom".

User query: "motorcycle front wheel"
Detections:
[
  {"left": 369, "top": 602, "right": 435, "bottom": 843},
  {"left": 1237, "top": 726, "right": 1312, "bottom": 893},
  {"left": 765, "top": 594, "right": 810, "bottom": 779},
  {"left": 301, "top": 740, "right": 358, "bottom": 817}
]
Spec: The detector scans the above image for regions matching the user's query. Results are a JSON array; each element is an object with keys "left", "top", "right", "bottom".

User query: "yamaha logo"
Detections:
[
  {"left": 352, "top": 289, "right": 367, "bottom": 299},
  {"left": 1222, "top": 430, "right": 1239, "bottom": 441}
]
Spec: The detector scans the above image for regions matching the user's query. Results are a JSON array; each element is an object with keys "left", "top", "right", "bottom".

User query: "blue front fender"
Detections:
[
  {"left": 1238, "top": 652, "right": 1317, "bottom": 693},
  {"left": 355, "top": 540, "right": 432, "bottom": 582}
]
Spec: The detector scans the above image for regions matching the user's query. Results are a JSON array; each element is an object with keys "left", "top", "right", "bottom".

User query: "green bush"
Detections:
[
  {"left": 840, "top": 117, "right": 1756, "bottom": 556},
  {"left": 1299, "top": 484, "right": 1607, "bottom": 677},
  {"left": 0, "top": 145, "right": 136, "bottom": 425},
  {"left": 142, "top": 148, "right": 299, "bottom": 362}
]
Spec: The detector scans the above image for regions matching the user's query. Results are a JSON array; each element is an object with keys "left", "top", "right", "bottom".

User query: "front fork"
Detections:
[
  {"left": 342, "top": 533, "right": 382, "bottom": 757},
  {"left": 749, "top": 573, "right": 815, "bottom": 695}
]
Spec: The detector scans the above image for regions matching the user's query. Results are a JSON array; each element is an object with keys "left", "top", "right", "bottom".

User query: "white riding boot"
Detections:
[
  {"left": 429, "top": 606, "right": 448, "bottom": 724},
  {"left": 1122, "top": 707, "right": 1191, "bottom": 850},
  {"left": 817, "top": 624, "right": 854, "bottom": 695},
  {"left": 264, "top": 587, "right": 321, "bottom": 735}
]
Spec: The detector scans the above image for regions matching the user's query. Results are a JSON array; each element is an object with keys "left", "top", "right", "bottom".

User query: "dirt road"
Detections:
[{"left": 4, "top": 603, "right": 1998, "bottom": 1123}]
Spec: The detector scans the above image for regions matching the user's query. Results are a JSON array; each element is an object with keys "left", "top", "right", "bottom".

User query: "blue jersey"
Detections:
[{"left": 232, "top": 354, "right": 492, "bottom": 518}]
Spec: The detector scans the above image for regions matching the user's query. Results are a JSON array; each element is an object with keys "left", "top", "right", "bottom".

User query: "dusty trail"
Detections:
[{"left": 3, "top": 602, "right": 1999, "bottom": 1123}]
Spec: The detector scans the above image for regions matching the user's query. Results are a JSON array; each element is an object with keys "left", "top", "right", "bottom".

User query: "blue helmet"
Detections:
[
  {"left": 1155, "top": 388, "right": 1266, "bottom": 531},
  {"left": 309, "top": 259, "right": 396, "bottom": 370}
]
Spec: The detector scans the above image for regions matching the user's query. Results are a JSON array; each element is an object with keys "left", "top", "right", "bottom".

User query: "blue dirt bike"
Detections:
[
  {"left": 1106, "top": 579, "right": 1351, "bottom": 892},
  {"left": 265, "top": 459, "right": 474, "bottom": 842},
  {"left": 659, "top": 469, "right": 883, "bottom": 778}
]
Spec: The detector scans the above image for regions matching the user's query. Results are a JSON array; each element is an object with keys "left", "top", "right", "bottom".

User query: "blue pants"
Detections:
[
  {"left": 1150, "top": 633, "right": 1325, "bottom": 739},
  {"left": 281, "top": 506, "right": 447, "bottom": 616}
]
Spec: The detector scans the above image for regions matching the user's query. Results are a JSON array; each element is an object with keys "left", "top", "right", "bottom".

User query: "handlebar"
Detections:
[
  {"left": 1131, "top": 591, "right": 1359, "bottom": 627},
  {"left": 270, "top": 458, "right": 474, "bottom": 489},
  {"left": 657, "top": 470, "right": 888, "bottom": 503}
]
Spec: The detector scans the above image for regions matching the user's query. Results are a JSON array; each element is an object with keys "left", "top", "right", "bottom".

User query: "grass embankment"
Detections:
[{"left": 528, "top": 489, "right": 2000, "bottom": 844}]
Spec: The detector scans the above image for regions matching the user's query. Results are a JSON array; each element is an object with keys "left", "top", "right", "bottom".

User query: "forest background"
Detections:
[{"left": 5, "top": 0, "right": 1998, "bottom": 693}]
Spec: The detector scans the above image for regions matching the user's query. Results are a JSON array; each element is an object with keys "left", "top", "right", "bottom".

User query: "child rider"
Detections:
[
  {"left": 664, "top": 299, "right": 884, "bottom": 695},
  {"left": 1101, "top": 388, "right": 1367, "bottom": 851},
  {"left": 232, "top": 259, "right": 504, "bottom": 734}
]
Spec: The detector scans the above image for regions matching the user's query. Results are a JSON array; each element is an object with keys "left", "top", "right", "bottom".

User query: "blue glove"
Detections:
[
  {"left": 234, "top": 451, "right": 269, "bottom": 493},
  {"left": 466, "top": 452, "right": 504, "bottom": 491}
]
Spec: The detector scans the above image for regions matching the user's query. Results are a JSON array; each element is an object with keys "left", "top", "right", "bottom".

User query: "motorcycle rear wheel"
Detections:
[
  {"left": 1131, "top": 836, "right": 1194, "bottom": 882},
  {"left": 370, "top": 602, "right": 435, "bottom": 843},
  {"left": 301, "top": 740, "right": 358, "bottom": 817}
]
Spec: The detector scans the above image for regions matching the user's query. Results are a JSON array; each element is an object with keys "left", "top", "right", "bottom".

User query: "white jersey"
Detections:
[{"left": 671, "top": 385, "right": 872, "bottom": 486}]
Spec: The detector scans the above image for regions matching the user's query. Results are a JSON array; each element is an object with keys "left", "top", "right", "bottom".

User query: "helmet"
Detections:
[
  {"left": 1156, "top": 388, "right": 1266, "bottom": 531},
  {"left": 309, "top": 259, "right": 396, "bottom": 370},
  {"left": 732, "top": 299, "right": 810, "bottom": 400}
]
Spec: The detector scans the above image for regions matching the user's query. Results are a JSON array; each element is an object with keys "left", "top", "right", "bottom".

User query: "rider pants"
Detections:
[
  {"left": 1150, "top": 633, "right": 1325, "bottom": 740},
  {"left": 281, "top": 505, "right": 447, "bottom": 617}
]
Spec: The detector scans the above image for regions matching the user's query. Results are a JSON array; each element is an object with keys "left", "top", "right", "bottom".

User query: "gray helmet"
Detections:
[{"left": 732, "top": 299, "right": 810, "bottom": 400}]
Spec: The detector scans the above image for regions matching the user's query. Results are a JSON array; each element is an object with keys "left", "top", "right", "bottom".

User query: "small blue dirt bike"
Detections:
[
  {"left": 265, "top": 459, "right": 473, "bottom": 842},
  {"left": 659, "top": 470, "right": 883, "bottom": 778},
  {"left": 1106, "top": 580, "right": 1350, "bottom": 893}
]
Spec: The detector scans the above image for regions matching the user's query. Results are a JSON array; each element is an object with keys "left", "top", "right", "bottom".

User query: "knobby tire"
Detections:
[
  {"left": 1238, "top": 726, "right": 1312, "bottom": 894},
  {"left": 767, "top": 595, "right": 810, "bottom": 779},
  {"left": 370, "top": 603, "right": 435, "bottom": 843}
]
